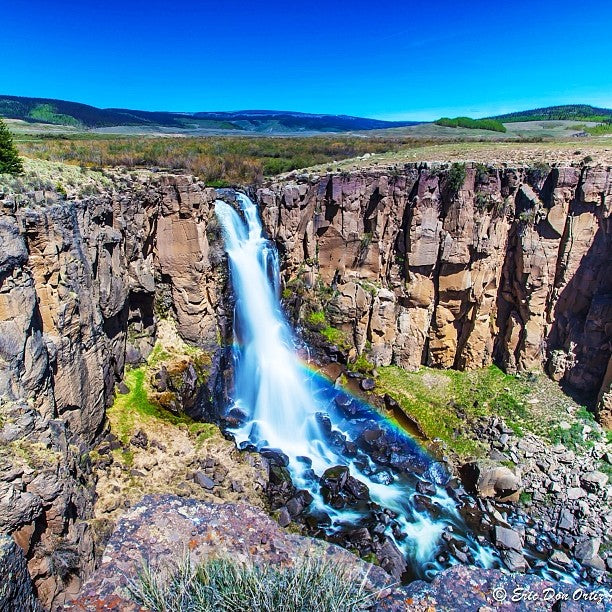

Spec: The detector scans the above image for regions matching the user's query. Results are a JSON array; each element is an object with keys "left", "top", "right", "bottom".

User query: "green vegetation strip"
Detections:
[
  {"left": 435, "top": 117, "right": 506, "bottom": 133},
  {"left": 15, "top": 135, "right": 417, "bottom": 185},
  {"left": 107, "top": 367, "right": 216, "bottom": 463},
  {"left": 129, "top": 555, "right": 378, "bottom": 612}
]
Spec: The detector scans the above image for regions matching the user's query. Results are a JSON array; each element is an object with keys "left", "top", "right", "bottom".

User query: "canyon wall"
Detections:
[
  {"left": 257, "top": 164, "right": 611, "bottom": 422},
  {"left": 0, "top": 162, "right": 610, "bottom": 606},
  {"left": 0, "top": 175, "right": 222, "bottom": 607}
]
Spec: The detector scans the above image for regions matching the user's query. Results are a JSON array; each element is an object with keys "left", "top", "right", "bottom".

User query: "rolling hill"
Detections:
[
  {"left": 0, "top": 95, "right": 420, "bottom": 133},
  {"left": 489, "top": 104, "right": 612, "bottom": 123}
]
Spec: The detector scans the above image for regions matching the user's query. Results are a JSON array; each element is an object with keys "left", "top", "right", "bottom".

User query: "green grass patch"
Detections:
[
  {"left": 107, "top": 367, "right": 216, "bottom": 458},
  {"left": 375, "top": 365, "right": 555, "bottom": 457},
  {"left": 585, "top": 123, "right": 612, "bottom": 135},
  {"left": 128, "top": 555, "right": 378, "bottom": 612},
  {"left": 306, "top": 310, "right": 351, "bottom": 349},
  {"left": 320, "top": 325, "right": 350, "bottom": 347},
  {"left": 307, "top": 311, "right": 327, "bottom": 327},
  {"left": 347, "top": 353, "right": 375, "bottom": 375}
]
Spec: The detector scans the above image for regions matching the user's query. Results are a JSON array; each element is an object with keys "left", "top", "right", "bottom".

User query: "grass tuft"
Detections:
[{"left": 128, "top": 555, "right": 379, "bottom": 612}]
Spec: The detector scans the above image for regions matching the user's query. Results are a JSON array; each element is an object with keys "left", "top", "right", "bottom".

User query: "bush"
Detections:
[
  {"left": 128, "top": 555, "right": 378, "bottom": 612},
  {"left": 446, "top": 162, "right": 466, "bottom": 195},
  {"left": 0, "top": 118, "right": 24, "bottom": 175}
]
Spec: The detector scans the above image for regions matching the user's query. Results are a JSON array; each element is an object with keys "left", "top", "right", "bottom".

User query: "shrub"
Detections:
[
  {"left": 446, "top": 162, "right": 466, "bottom": 195},
  {"left": 128, "top": 555, "right": 378, "bottom": 612},
  {"left": 528, "top": 162, "right": 551, "bottom": 184},
  {"left": 0, "top": 119, "right": 24, "bottom": 175}
]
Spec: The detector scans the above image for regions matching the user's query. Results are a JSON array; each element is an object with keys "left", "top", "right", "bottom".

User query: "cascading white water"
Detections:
[{"left": 214, "top": 193, "right": 586, "bottom": 584}]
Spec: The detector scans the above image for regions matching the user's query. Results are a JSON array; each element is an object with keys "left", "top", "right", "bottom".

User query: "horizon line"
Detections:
[{"left": 1, "top": 92, "right": 611, "bottom": 124}]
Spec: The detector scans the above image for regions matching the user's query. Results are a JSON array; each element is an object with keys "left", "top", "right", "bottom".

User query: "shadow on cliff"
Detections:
[{"left": 547, "top": 213, "right": 612, "bottom": 406}]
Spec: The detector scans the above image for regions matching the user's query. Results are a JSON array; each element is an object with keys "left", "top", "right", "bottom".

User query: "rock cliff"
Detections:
[
  {"left": 0, "top": 162, "right": 610, "bottom": 607},
  {"left": 0, "top": 174, "right": 223, "bottom": 607},
  {"left": 257, "top": 164, "right": 611, "bottom": 422}
]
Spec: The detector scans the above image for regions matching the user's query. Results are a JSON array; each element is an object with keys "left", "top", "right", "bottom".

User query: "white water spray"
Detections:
[{"left": 215, "top": 193, "right": 500, "bottom": 578}]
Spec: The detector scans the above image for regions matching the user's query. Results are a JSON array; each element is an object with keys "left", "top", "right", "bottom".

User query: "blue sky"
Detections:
[{"left": 1, "top": 0, "right": 611, "bottom": 120}]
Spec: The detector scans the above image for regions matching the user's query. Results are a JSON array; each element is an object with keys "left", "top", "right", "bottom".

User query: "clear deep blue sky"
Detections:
[{"left": 2, "top": 0, "right": 611, "bottom": 120}]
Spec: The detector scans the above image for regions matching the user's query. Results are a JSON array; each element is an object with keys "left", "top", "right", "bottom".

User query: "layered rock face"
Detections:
[
  {"left": 257, "top": 164, "right": 611, "bottom": 420},
  {"left": 0, "top": 175, "right": 223, "bottom": 607},
  {"left": 0, "top": 163, "right": 610, "bottom": 607}
]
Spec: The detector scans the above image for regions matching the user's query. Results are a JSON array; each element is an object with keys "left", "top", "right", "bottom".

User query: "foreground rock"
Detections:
[
  {"left": 71, "top": 495, "right": 399, "bottom": 610},
  {"left": 71, "top": 495, "right": 611, "bottom": 611},
  {"left": 0, "top": 535, "right": 42, "bottom": 611},
  {"left": 403, "top": 564, "right": 610, "bottom": 611}
]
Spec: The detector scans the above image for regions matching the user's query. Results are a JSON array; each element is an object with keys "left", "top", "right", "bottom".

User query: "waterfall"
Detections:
[{"left": 214, "top": 193, "right": 499, "bottom": 579}]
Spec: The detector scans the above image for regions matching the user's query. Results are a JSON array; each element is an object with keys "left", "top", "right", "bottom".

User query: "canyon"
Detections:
[{"left": 0, "top": 160, "right": 610, "bottom": 609}]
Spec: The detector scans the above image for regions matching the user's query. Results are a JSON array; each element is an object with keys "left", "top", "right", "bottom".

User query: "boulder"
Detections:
[
  {"left": 494, "top": 526, "right": 523, "bottom": 551},
  {"left": 460, "top": 461, "right": 522, "bottom": 502}
]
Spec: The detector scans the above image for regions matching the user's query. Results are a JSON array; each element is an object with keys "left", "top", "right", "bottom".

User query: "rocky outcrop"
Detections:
[
  {"left": 257, "top": 164, "right": 611, "bottom": 417},
  {"left": 72, "top": 495, "right": 610, "bottom": 612},
  {"left": 0, "top": 535, "right": 42, "bottom": 611},
  {"left": 1, "top": 163, "right": 610, "bottom": 607},
  {"left": 0, "top": 175, "right": 224, "bottom": 607},
  {"left": 71, "top": 495, "right": 398, "bottom": 610}
]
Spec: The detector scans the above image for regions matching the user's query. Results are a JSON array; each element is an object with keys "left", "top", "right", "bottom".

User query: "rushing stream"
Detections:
[{"left": 214, "top": 193, "right": 589, "bottom": 584}]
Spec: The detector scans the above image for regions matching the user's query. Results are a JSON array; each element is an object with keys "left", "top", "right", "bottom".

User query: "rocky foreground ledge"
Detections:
[{"left": 68, "top": 495, "right": 609, "bottom": 612}]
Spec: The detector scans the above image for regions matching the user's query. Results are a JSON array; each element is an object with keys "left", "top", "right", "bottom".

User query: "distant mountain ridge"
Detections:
[
  {"left": 0, "top": 95, "right": 419, "bottom": 132},
  {"left": 488, "top": 104, "right": 612, "bottom": 123}
]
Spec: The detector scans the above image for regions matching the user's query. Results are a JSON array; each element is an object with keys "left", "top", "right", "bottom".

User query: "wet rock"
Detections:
[
  {"left": 360, "top": 378, "right": 376, "bottom": 391},
  {"left": 260, "top": 448, "right": 289, "bottom": 467},
  {"left": 502, "top": 549, "right": 527, "bottom": 572},
  {"left": 334, "top": 393, "right": 352, "bottom": 409},
  {"left": 549, "top": 550, "right": 572, "bottom": 567},
  {"left": 377, "top": 539, "right": 407, "bottom": 580},
  {"left": 224, "top": 407, "right": 248, "bottom": 427},
  {"left": 269, "top": 465, "right": 292, "bottom": 486},
  {"left": 345, "top": 476, "right": 370, "bottom": 500},
  {"left": 286, "top": 496, "right": 304, "bottom": 517},
  {"left": 278, "top": 507, "right": 291, "bottom": 527},
  {"left": 416, "top": 479, "right": 436, "bottom": 496},
  {"left": 315, "top": 412, "right": 332, "bottom": 435}
]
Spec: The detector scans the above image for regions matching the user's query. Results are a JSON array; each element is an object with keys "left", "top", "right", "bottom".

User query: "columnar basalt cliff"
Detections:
[
  {"left": 0, "top": 163, "right": 610, "bottom": 607},
  {"left": 256, "top": 164, "right": 611, "bottom": 422},
  {"left": 0, "top": 175, "right": 223, "bottom": 607}
]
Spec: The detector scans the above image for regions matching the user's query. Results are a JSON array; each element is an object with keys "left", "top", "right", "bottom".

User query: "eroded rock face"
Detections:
[
  {"left": 258, "top": 164, "right": 611, "bottom": 411},
  {"left": 1, "top": 164, "right": 610, "bottom": 607},
  {"left": 0, "top": 175, "right": 224, "bottom": 607},
  {"left": 0, "top": 535, "right": 42, "bottom": 611}
]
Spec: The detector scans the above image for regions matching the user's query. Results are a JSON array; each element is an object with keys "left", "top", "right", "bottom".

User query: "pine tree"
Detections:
[{"left": 0, "top": 118, "right": 24, "bottom": 175}]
